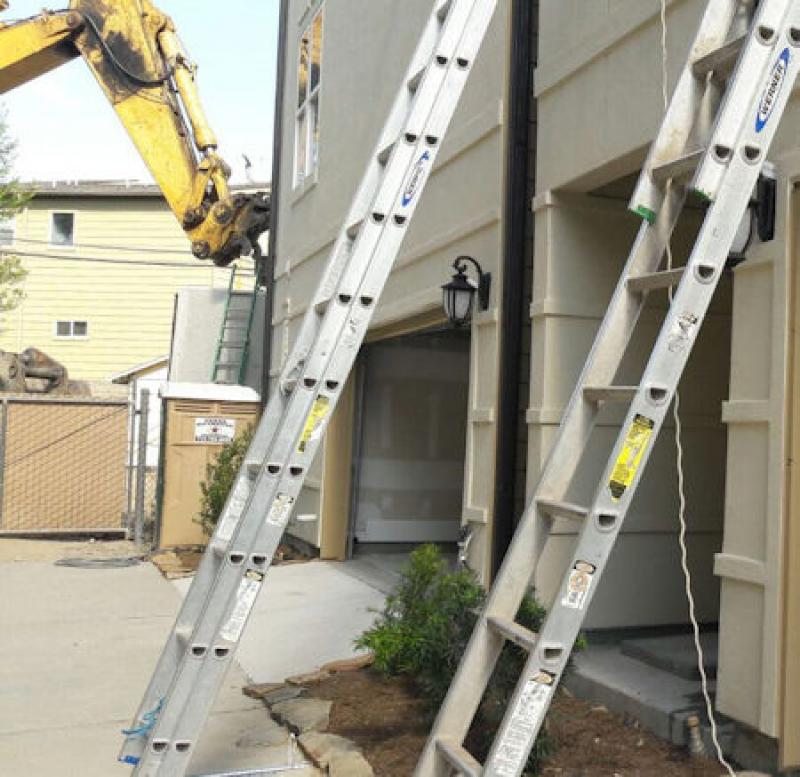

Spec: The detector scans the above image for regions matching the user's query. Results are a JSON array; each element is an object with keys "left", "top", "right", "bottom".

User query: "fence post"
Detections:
[
  {"left": 0, "top": 400, "right": 7, "bottom": 528},
  {"left": 134, "top": 388, "right": 150, "bottom": 547},
  {"left": 125, "top": 379, "right": 138, "bottom": 533}
]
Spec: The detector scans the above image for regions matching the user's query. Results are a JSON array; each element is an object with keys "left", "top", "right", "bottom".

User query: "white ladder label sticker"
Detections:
[
  {"left": 609, "top": 414, "right": 655, "bottom": 502},
  {"left": 561, "top": 561, "right": 597, "bottom": 610},
  {"left": 667, "top": 312, "right": 699, "bottom": 353},
  {"left": 494, "top": 672, "right": 555, "bottom": 776},
  {"left": 219, "top": 570, "right": 264, "bottom": 643},
  {"left": 266, "top": 493, "right": 295, "bottom": 527},
  {"left": 217, "top": 481, "right": 250, "bottom": 542},
  {"left": 298, "top": 397, "right": 330, "bottom": 452}
]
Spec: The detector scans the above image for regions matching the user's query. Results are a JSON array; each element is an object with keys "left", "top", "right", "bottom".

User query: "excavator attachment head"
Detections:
[{"left": 190, "top": 190, "right": 270, "bottom": 267}]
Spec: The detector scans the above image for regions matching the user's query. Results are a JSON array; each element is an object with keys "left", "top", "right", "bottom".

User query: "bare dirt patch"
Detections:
[
  {"left": 0, "top": 537, "right": 140, "bottom": 563},
  {"left": 310, "top": 668, "right": 727, "bottom": 777}
]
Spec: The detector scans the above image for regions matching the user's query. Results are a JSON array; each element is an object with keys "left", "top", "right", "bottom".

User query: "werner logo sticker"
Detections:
[
  {"left": 401, "top": 150, "right": 431, "bottom": 207},
  {"left": 756, "top": 47, "right": 790, "bottom": 133}
]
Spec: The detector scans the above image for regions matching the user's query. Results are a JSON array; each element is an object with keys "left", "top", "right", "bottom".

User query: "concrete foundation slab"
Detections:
[{"left": 621, "top": 631, "right": 719, "bottom": 680}]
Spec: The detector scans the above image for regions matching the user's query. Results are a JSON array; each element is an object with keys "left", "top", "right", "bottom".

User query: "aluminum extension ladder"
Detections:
[
  {"left": 415, "top": 1, "right": 800, "bottom": 775},
  {"left": 119, "top": 0, "right": 499, "bottom": 773}
]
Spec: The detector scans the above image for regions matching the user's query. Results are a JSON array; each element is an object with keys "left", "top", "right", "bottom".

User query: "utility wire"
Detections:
[
  {"left": 8, "top": 235, "right": 206, "bottom": 256},
  {"left": 6, "top": 248, "right": 254, "bottom": 271},
  {"left": 659, "top": 5, "right": 736, "bottom": 775}
]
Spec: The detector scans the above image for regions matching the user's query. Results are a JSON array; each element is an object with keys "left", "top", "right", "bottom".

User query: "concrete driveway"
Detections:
[{"left": 0, "top": 540, "right": 385, "bottom": 776}]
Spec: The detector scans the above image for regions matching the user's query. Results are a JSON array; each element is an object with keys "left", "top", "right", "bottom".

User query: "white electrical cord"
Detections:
[{"left": 659, "top": 4, "right": 737, "bottom": 774}]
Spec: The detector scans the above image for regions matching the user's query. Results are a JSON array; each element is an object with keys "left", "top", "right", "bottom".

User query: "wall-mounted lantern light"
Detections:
[
  {"left": 441, "top": 255, "right": 491, "bottom": 327},
  {"left": 728, "top": 164, "right": 776, "bottom": 267}
]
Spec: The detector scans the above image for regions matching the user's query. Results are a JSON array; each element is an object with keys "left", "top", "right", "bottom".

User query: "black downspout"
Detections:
[
  {"left": 260, "top": 0, "right": 290, "bottom": 405},
  {"left": 491, "top": 0, "right": 538, "bottom": 577}
]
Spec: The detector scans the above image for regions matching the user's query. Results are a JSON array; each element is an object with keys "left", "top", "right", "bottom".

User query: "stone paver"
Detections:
[
  {"left": 299, "top": 731, "right": 374, "bottom": 776},
  {"left": 271, "top": 698, "right": 332, "bottom": 734}
]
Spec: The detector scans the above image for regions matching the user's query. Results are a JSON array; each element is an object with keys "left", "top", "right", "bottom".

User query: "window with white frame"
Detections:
[
  {"left": 294, "top": 8, "right": 323, "bottom": 187},
  {"left": 50, "top": 212, "right": 75, "bottom": 247},
  {"left": 55, "top": 320, "right": 88, "bottom": 338},
  {"left": 0, "top": 217, "right": 14, "bottom": 246}
]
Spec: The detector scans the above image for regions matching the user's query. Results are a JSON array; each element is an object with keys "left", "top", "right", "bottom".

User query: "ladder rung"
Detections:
[
  {"left": 583, "top": 385, "right": 637, "bottom": 403},
  {"left": 486, "top": 615, "right": 538, "bottom": 652},
  {"left": 346, "top": 218, "right": 364, "bottom": 240},
  {"left": 407, "top": 66, "right": 426, "bottom": 93},
  {"left": 536, "top": 498, "right": 588, "bottom": 523},
  {"left": 435, "top": 739, "right": 481, "bottom": 777},
  {"left": 175, "top": 626, "right": 192, "bottom": 650},
  {"left": 314, "top": 296, "right": 331, "bottom": 315},
  {"left": 216, "top": 361, "right": 241, "bottom": 368},
  {"left": 436, "top": 0, "right": 454, "bottom": 23},
  {"left": 220, "top": 341, "right": 246, "bottom": 347},
  {"left": 377, "top": 139, "right": 397, "bottom": 166},
  {"left": 692, "top": 34, "right": 745, "bottom": 78},
  {"left": 627, "top": 267, "right": 685, "bottom": 293},
  {"left": 651, "top": 147, "right": 705, "bottom": 184}
]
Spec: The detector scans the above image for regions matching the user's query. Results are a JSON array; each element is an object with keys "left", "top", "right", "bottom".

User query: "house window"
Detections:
[
  {"left": 50, "top": 212, "right": 75, "bottom": 247},
  {"left": 294, "top": 8, "right": 323, "bottom": 187},
  {"left": 0, "top": 217, "right": 14, "bottom": 246},
  {"left": 55, "top": 320, "right": 88, "bottom": 338}
]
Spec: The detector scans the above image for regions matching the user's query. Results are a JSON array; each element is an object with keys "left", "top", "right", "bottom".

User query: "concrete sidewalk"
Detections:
[
  {"left": 173, "top": 560, "right": 386, "bottom": 684},
  {"left": 0, "top": 540, "right": 325, "bottom": 777}
]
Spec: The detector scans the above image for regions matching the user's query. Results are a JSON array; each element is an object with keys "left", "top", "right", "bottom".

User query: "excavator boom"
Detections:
[{"left": 0, "top": 0, "right": 268, "bottom": 266}]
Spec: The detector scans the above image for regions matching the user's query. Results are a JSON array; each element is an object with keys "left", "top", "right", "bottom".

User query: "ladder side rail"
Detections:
[
  {"left": 413, "top": 184, "right": 688, "bottom": 776},
  {"left": 120, "top": 1, "right": 466, "bottom": 759},
  {"left": 237, "top": 279, "right": 259, "bottom": 385},
  {"left": 630, "top": 0, "right": 744, "bottom": 220},
  {"left": 130, "top": 1, "right": 490, "bottom": 768},
  {"left": 211, "top": 267, "right": 238, "bottom": 381},
  {"left": 481, "top": 14, "right": 800, "bottom": 775}
]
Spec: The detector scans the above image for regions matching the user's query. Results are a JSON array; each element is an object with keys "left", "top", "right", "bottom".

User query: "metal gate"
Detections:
[{"left": 0, "top": 396, "right": 129, "bottom": 533}]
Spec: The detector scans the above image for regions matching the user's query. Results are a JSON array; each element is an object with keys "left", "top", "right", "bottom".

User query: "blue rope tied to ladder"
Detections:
[{"left": 118, "top": 698, "right": 165, "bottom": 764}]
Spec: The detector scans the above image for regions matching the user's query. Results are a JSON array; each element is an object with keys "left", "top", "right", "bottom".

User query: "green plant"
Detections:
[
  {"left": 356, "top": 544, "right": 584, "bottom": 774},
  {"left": 196, "top": 425, "right": 254, "bottom": 537}
]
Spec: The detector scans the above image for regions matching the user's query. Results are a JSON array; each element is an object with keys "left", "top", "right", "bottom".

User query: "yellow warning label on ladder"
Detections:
[
  {"left": 609, "top": 413, "right": 654, "bottom": 501},
  {"left": 298, "top": 396, "right": 330, "bottom": 453}
]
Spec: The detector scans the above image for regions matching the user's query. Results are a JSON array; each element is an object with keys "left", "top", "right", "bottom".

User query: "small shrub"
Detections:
[
  {"left": 356, "top": 544, "right": 584, "bottom": 774},
  {"left": 196, "top": 425, "right": 254, "bottom": 536}
]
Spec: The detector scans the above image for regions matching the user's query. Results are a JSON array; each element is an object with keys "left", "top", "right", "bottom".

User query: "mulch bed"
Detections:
[{"left": 309, "top": 668, "right": 728, "bottom": 777}]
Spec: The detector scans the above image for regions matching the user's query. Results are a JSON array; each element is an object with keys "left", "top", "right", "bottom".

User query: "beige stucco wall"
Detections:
[
  {"left": 272, "top": 0, "right": 510, "bottom": 580},
  {"left": 535, "top": 0, "right": 796, "bottom": 740}
]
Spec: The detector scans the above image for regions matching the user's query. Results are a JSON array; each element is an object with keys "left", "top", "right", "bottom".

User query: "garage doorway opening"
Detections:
[{"left": 348, "top": 328, "right": 470, "bottom": 571}]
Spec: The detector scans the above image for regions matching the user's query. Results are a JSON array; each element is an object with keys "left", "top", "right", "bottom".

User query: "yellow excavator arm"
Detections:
[{"left": 0, "top": 0, "right": 269, "bottom": 266}]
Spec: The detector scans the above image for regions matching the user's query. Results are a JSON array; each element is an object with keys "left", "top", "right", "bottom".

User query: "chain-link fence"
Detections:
[{"left": 0, "top": 397, "right": 130, "bottom": 532}]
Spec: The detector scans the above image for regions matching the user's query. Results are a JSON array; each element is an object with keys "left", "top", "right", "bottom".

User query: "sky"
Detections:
[{"left": 1, "top": 0, "right": 279, "bottom": 184}]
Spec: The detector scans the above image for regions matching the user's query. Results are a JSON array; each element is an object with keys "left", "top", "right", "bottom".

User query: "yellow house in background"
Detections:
[{"left": 0, "top": 180, "right": 265, "bottom": 381}]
